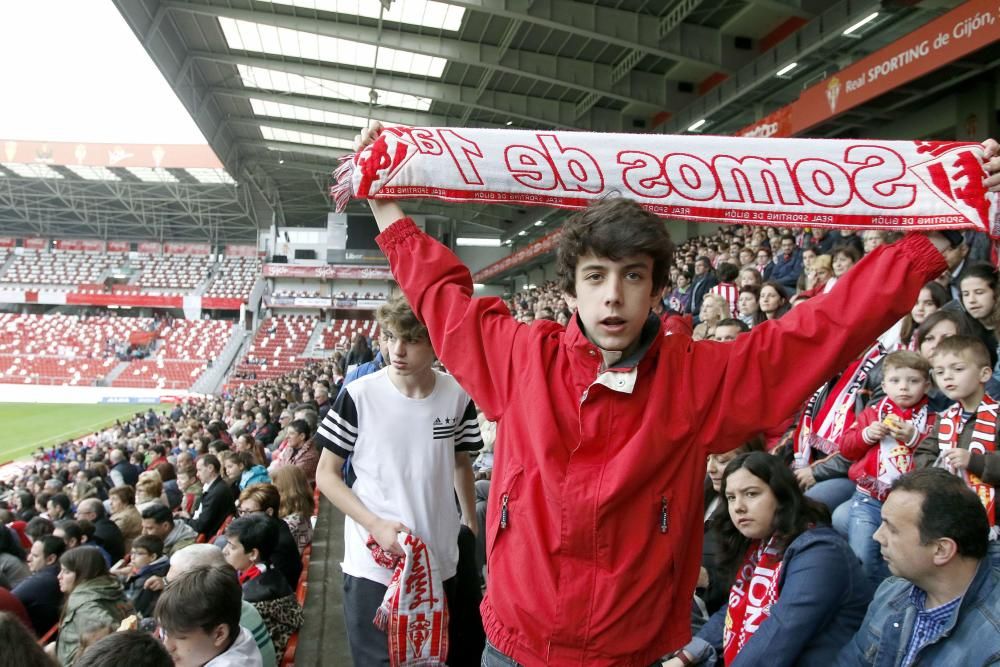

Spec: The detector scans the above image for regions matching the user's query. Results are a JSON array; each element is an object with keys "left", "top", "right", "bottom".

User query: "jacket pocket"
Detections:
[{"left": 487, "top": 465, "right": 523, "bottom": 562}]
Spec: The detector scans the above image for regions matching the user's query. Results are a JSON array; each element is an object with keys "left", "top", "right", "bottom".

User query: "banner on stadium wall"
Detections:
[
  {"left": 164, "top": 243, "right": 211, "bottom": 255},
  {"left": 107, "top": 241, "right": 129, "bottom": 253},
  {"left": 473, "top": 230, "right": 562, "bottom": 282},
  {"left": 267, "top": 296, "right": 330, "bottom": 308},
  {"left": 225, "top": 245, "right": 259, "bottom": 257},
  {"left": 22, "top": 238, "right": 47, "bottom": 250},
  {"left": 0, "top": 290, "right": 25, "bottom": 303},
  {"left": 737, "top": 0, "right": 1000, "bottom": 138},
  {"left": 54, "top": 239, "right": 107, "bottom": 252},
  {"left": 262, "top": 264, "right": 393, "bottom": 280},
  {"left": 200, "top": 297, "right": 244, "bottom": 310},
  {"left": 0, "top": 140, "right": 223, "bottom": 169},
  {"left": 137, "top": 242, "right": 162, "bottom": 254},
  {"left": 0, "top": 238, "right": 14, "bottom": 249}
]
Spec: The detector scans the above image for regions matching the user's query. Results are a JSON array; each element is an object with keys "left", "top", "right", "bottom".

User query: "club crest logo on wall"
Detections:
[{"left": 825, "top": 77, "right": 842, "bottom": 114}]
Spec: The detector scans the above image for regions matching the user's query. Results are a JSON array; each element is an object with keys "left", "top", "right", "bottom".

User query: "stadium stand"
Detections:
[
  {"left": 0, "top": 249, "right": 123, "bottom": 286},
  {"left": 205, "top": 256, "right": 261, "bottom": 300},
  {"left": 230, "top": 315, "right": 319, "bottom": 383},
  {"left": 319, "top": 319, "right": 380, "bottom": 351},
  {"left": 132, "top": 253, "right": 214, "bottom": 291}
]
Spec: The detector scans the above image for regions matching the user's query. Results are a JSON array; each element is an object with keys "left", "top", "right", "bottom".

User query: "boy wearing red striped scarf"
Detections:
[
  {"left": 840, "top": 350, "right": 935, "bottom": 589},
  {"left": 916, "top": 336, "right": 1000, "bottom": 540}
]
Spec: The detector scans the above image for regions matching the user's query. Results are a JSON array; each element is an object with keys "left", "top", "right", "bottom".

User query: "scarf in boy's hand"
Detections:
[
  {"left": 367, "top": 532, "right": 449, "bottom": 667},
  {"left": 937, "top": 394, "right": 999, "bottom": 526},
  {"left": 332, "top": 127, "right": 999, "bottom": 238}
]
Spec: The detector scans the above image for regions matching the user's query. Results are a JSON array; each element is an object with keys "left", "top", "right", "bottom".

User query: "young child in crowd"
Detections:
[
  {"left": 916, "top": 336, "right": 1000, "bottom": 537},
  {"left": 175, "top": 464, "right": 201, "bottom": 517},
  {"left": 840, "top": 351, "right": 935, "bottom": 587}
]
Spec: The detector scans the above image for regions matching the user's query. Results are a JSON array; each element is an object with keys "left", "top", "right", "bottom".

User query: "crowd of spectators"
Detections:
[
  {"left": 3, "top": 218, "right": 1000, "bottom": 665},
  {"left": 0, "top": 352, "right": 345, "bottom": 665}
]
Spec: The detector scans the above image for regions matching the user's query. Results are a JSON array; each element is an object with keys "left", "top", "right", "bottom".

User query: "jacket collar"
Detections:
[{"left": 564, "top": 312, "right": 663, "bottom": 395}]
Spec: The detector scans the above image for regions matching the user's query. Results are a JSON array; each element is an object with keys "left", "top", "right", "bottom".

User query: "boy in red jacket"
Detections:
[
  {"left": 348, "top": 123, "right": 998, "bottom": 667},
  {"left": 840, "top": 350, "right": 935, "bottom": 588}
]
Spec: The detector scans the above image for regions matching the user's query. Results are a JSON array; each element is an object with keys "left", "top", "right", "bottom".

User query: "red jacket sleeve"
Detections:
[
  {"left": 691, "top": 234, "right": 946, "bottom": 453},
  {"left": 376, "top": 217, "right": 535, "bottom": 422},
  {"left": 840, "top": 407, "right": 880, "bottom": 462}
]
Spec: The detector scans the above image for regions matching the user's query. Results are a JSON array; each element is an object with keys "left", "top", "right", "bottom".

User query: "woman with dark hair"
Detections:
[
  {"left": 698, "top": 438, "right": 766, "bottom": 621},
  {"left": 959, "top": 262, "right": 1000, "bottom": 380},
  {"left": 758, "top": 281, "right": 791, "bottom": 320},
  {"left": 665, "top": 452, "right": 871, "bottom": 666},
  {"left": 54, "top": 548, "right": 132, "bottom": 666},
  {"left": 0, "top": 524, "right": 29, "bottom": 590},
  {"left": 15, "top": 491, "right": 37, "bottom": 523},
  {"left": 915, "top": 309, "right": 985, "bottom": 412},
  {"left": 736, "top": 285, "right": 766, "bottom": 329},
  {"left": 899, "top": 281, "right": 950, "bottom": 350}
]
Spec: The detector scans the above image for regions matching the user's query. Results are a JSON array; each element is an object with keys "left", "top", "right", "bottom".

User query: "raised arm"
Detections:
[{"left": 691, "top": 233, "right": 947, "bottom": 452}]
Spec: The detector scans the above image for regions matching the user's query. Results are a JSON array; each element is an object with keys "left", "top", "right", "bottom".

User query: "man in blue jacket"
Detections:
[
  {"left": 837, "top": 468, "right": 1000, "bottom": 666},
  {"left": 13, "top": 535, "right": 65, "bottom": 635}
]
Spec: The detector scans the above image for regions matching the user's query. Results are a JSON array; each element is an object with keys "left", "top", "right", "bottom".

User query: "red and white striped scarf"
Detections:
[
  {"left": 794, "top": 342, "right": 885, "bottom": 469},
  {"left": 857, "top": 397, "right": 931, "bottom": 501},
  {"left": 723, "top": 536, "right": 784, "bottom": 665},
  {"left": 333, "top": 129, "right": 999, "bottom": 240},
  {"left": 368, "top": 533, "right": 449, "bottom": 667},
  {"left": 937, "top": 394, "right": 998, "bottom": 526}
]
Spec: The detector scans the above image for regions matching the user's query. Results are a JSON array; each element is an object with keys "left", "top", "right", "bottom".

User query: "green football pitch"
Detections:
[{"left": 0, "top": 402, "right": 172, "bottom": 464}]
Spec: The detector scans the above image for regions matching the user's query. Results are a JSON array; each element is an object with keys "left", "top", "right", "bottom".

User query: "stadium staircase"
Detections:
[
  {"left": 100, "top": 361, "right": 132, "bottom": 387},
  {"left": 302, "top": 321, "right": 331, "bottom": 359},
  {"left": 0, "top": 254, "right": 14, "bottom": 279}
]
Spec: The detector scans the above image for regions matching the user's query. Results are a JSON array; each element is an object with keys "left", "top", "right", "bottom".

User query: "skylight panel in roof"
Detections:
[
  {"left": 1, "top": 163, "right": 64, "bottom": 179},
  {"left": 219, "top": 18, "right": 446, "bottom": 78},
  {"left": 260, "top": 126, "right": 354, "bottom": 150},
  {"left": 236, "top": 65, "right": 432, "bottom": 111},
  {"left": 262, "top": 0, "right": 465, "bottom": 31},
  {"left": 186, "top": 168, "right": 236, "bottom": 184},
  {"left": 64, "top": 165, "right": 121, "bottom": 181},
  {"left": 249, "top": 99, "right": 368, "bottom": 129},
  {"left": 127, "top": 167, "right": 178, "bottom": 183}
]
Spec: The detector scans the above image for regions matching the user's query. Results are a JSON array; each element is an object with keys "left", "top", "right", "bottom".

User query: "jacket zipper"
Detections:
[
  {"left": 501, "top": 493, "right": 509, "bottom": 528},
  {"left": 660, "top": 496, "right": 669, "bottom": 534}
]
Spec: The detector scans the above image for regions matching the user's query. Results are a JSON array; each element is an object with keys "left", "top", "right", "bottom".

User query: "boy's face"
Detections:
[
  {"left": 931, "top": 351, "right": 991, "bottom": 403},
  {"left": 881, "top": 366, "right": 930, "bottom": 409},
  {"left": 385, "top": 330, "right": 436, "bottom": 377},
  {"left": 161, "top": 625, "right": 229, "bottom": 667},
  {"left": 573, "top": 252, "right": 658, "bottom": 355}
]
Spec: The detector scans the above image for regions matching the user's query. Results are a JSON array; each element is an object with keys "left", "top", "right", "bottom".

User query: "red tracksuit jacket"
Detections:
[{"left": 376, "top": 219, "right": 945, "bottom": 667}]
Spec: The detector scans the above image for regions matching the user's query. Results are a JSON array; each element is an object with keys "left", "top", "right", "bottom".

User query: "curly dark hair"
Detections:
[
  {"left": 555, "top": 198, "right": 674, "bottom": 297},
  {"left": 712, "top": 451, "right": 830, "bottom": 584}
]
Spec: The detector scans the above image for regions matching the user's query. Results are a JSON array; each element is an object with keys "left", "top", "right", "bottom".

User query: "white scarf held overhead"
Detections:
[{"left": 333, "top": 127, "right": 1000, "bottom": 237}]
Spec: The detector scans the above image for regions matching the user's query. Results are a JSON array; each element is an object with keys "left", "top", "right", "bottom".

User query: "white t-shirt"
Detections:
[{"left": 316, "top": 368, "right": 483, "bottom": 585}]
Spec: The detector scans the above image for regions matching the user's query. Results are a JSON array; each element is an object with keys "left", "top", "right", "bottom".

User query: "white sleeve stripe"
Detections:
[
  {"left": 454, "top": 434, "right": 483, "bottom": 445},
  {"left": 454, "top": 425, "right": 480, "bottom": 437},
  {"left": 320, "top": 419, "right": 358, "bottom": 443},
  {"left": 317, "top": 424, "right": 356, "bottom": 450},
  {"left": 324, "top": 411, "right": 359, "bottom": 435}
]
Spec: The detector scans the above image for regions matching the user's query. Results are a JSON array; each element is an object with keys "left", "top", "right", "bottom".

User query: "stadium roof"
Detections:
[{"left": 0, "top": 1, "right": 994, "bottom": 250}]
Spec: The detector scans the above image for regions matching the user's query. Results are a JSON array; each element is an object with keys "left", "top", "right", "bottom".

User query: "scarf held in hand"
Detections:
[
  {"left": 368, "top": 532, "right": 449, "bottom": 667},
  {"left": 333, "top": 128, "right": 999, "bottom": 237}
]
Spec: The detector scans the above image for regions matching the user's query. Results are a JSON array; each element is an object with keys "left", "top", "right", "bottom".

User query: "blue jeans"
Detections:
[
  {"left": 831, "top": 498, "right": 851, "bottom": 537},
  {"left": 846, "top": 490, "right": 890, "bottom": 589},
  {"left": 805, "top": 477, "right": 856, "bottom": 512}
]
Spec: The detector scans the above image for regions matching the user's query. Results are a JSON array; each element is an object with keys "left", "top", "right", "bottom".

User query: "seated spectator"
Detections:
[
  {"left": 154, "top": 564, "right": 263, "bottom": 667},
  {"left": 219, "top": 452, "right": 244, "bottom": 500},
  {"left": 14, "top": 491, "right": 36, "bottom": 523},
  {"left": 692, "top": 294, "right": 727, "bottom": 341},
  {"left": 231, "top": 452, "right": 271, "bottom": 492},
  {"left": 166, "top": 545, "right": 276, "bottom": 667},
  {"left": 699, "top": 438, "right": 766, "bottom": 620},
  {"left": 269, "top": 466, "right": 314, "bottom": 555},
  {"left": 47, "top": 493, "right": 71, "bottom": 522},
  {"left": 75, "top": 630, "right": 171, "bottom": 667},
  {"left": 0, "top": 610, "right": 54, "bottom": 667},
  {"left": 107, "top": 487, "right": 142, "bottom": 554},
  {"left": 223, "top": 515, "right": 302, "bottom": 656},
  {"left": 0, "top": 523, "right": 29, "bottom": 590},
  {"left": 667, "top": 452, "right": 872, "bottom": 666},
  {"left": 135, "top": 474, "right": 164, "bottom": 513},
  {"left": 13, "top": 535, "right": 65, "bottom": 636},
  {"left": 75, "top": 499, "right": 125, "bottom": 564},
  {"left": 759, "top": 281, "right": 791, "bottom": 320},
  {"left": 117, "top": 535, "right": 168, "bottom": 618},
  {"left": 24, "top": 517, "right": 54, "bottom": 544},
  {"left": 736, "top": 285, "right": 765, "bottom": 329},
  {"left": 175, "top": 464, "right": 202, "bottom": 516},
  {"left": 268, "top": 420, "right": 318, "bottom": 485},
  {"left": 139, "top": 504, "right": 197, "bottom": 559},
  {"left": 186, "top": 455, "right": 235, "bottom": 541},
  {"left": 55, "top": 547, "right": 133, "bottom": 666},
  {"left": 839, "top": 351, "right": 935, "bottom": 589},
  {"left": 837, "top": 469, "right": 1000, "bottom": 665},
  {"left": 712, "top": 318, "right": 749, "bottom": 342},
  {"left": 236, "top": 485, "right": 302, "bottom": 589}
]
